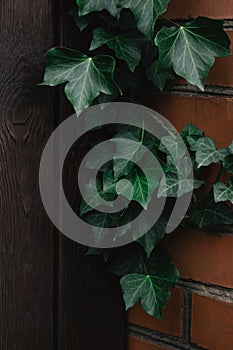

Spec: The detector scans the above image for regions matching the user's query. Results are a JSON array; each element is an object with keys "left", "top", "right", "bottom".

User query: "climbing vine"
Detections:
[{"left": 41, "top": 0, "right": 233, "bottom": 320}]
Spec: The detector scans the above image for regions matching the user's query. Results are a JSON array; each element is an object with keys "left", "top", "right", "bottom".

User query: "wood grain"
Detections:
[
  {"left": 0, "top": 0, "right": 54, "bottom": 348},
  {"left": 56, "top": 1, "right": 127, "bottom": 349}
]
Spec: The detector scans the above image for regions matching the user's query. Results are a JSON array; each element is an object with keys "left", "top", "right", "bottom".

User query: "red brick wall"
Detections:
[{"left": 128, "top": 2, "right": 233, "bottom": 349}]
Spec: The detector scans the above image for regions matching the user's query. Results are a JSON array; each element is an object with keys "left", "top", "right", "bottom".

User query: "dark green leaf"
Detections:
[
  {"left": 42, "top": 47, "right": 121, "bottom": 114},
  {"left": 191, "top": 202, "right": 233, "bottom": 228},
  {"left": 158, "top": 173, "right": 203, "bottom": 198},
  {"left": 69, "top": 6, "right": 93, "bottom": 31},
  {"left": 137, "top": 217, "right": 167, "bottom": 257},
  {"left": 223, "top": 155, "right": 233, "bottom": 174},
  {"left": 77, "top": 0, "right": 121, "bottom": 17},
  {"left": 147, "top": 60, "right": 175, "bottom": 91},
  {"left": 159, "top": 135, "right": 187, "bottom": 160},
  {"left": 120, "top": 0, "right": 171, "bottom": 39},
  {"left": 180, "top": 123, "right": 204, "bottom": 149},
  {"left": 120, "top": 260, "right": 179, "bottom": 319},
  {"left": 112, "top": 136, "right": 146, "bottom": 178},
  {"left": 80, "top": 179, "right": 115, "bottom": 216},
  {"left": 90, "top": 28, "right": 144, "bottom": 72},
  {"left": 213, "top": 181, "right": 233, "bottom": 204},
  {"left": 194, "top": 137, "right": 228, "bottom": 168},
  {"left": 155, "top": 17, "right": 231, "bottom": 90}
]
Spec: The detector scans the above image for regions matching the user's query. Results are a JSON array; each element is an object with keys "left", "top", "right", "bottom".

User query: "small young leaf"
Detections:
[
  {"left": 213, "top": 181, "right": 233, "bottom": 204},
  {"left": 42, "top": 47, "right": 121, "bottom": 114},
  {"left": 194, "top": 137, "right": 228, "bottom": 168},
  {"left": 90, "top": 28, "right": 144, "bottom": 72},
  {"left": 155, "top": 17, "right": 231, "bottom": 90},
  {"left": 180, "top": 123, "right": 204, "bottom": 149}
]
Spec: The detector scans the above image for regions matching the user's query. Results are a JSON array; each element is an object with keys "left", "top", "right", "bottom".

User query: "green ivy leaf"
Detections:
[
  {"left": 180, "top": 123, "right": 204, "bottom": 150},
  {"left": 117, "top": 166, "right": 160, "bottom": 209},
  {"left": 223, "top": 155, "right": 233, "bottom": 174},
  {"left": 229, "top": 142, "right": 233, "bottom": 154},
  {"left": 147, "top": 60, "right": 175, "bottom": 91},
  {"left": 194, "top": 137, "right": 228, "bottom": 168},
  {"left": 155, "top": 17, "right": 231, "bottom": 90},
  {"left": 116, "top": 169, "right": 148, "bottom": 208},
  {"left": 137, "top": 217, "right": 167, "bottom": 257},
  {"left": 84, "top": 212, "right": 112, "bottom": 244},
  {"left": 159, "top": 135, "right": 187, "bottom": 160},
  {"left": 121, "top": 0, "right": 171, "bottom": 39},
  {"left": 80, "top": 178, "right": 115, "bottom": 216},
  {"left": 191, "top": 202, "right": 233, "bottom": 228},
  {"left": 90, "top": 28, "right": 144, "bottom": 72},
  {"left": 213, "top": 181, "right": 233, "bottom": 204},
  {"left": 69, "top": 6, "right": 94, "bottom": 31},
  {"left": 158, "top": 173, "right": 203, "bottom": 198},
  {"left": 77, "top": 0, "right": 121, "bottom": 17},
  {"left": 112, "top": 135, "right": 146, "bottom": 179},
  {"left": 41, "top": 47, "right": 121, "bottom": 114},
  {"left": 120, "top": 260, "right": 179, "bottom": 319}
]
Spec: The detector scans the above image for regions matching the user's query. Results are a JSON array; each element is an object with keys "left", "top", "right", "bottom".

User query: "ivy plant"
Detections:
[{"left": 41, "top": 0, "right": 233, "bottom": 320}]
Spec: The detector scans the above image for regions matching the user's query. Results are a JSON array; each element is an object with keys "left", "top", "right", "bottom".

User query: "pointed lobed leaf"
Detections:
[
  {"left": 223, "top": 155, "right": 233, "bottom": 174},
  {"left": 91, "top": 28, "right": 144, "bottom": 72},
  {"left": 80, "top": 178, "right": 115, "bottom": 216},
  {"left": 159, "top": 135, "right": 187, "bottom": 161},
  {"left": 69, "top": 6, "right": 94, "bottom": 31},
  {"left": 146, "top": 59, "right": 175, "bottom": 91},
  {"left": 120, "top": 262, "right": 179, "bottom": 319},
  {"left": 42, "top": 47, "right": 121, "bottom": 114},
  {"left": 137, "top": 217, "right": 167, "bottom": 257},
  {"left": 120, "top": 0, "right": 171, "bottom": 39},
  {"left": 77, "top": 0, "right": 121, "bottom": 17},
  {"left": 155, "top": 17, "right": 231, "bottom": 90},
  {"left": 158, "top": 174, "right": 203, "bottom": 198},
  {"left": 191, "top": 202, "right": 233, "bottom": 228},
  {"left": 194, "top": 137, "right": 228, "bottom": 168},
  {"left": 213, "top": 181, "right": 233, "bottom": 204},
  {"left": 180, "top": 123, "right": 204, "bottom": 150}
]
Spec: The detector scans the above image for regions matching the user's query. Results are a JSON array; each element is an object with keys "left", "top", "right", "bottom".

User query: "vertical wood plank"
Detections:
[
  {"left": 56, "top": 1, "right": 127, "bottom": 349},
  {"left": 0, "top": 0, "right": 54, "bottom": 348}
]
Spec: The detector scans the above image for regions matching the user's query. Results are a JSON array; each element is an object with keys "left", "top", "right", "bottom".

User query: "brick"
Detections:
[
  {"left": 165, "top": 0, "right": 233, "bottom": 19},
  {"left": 144, "top": 94, "right": 233, "bottom": 148},
  {"left": 207, "top": 31, "right": 233, "bottom": 87},
  {"left": 160, "top": 227, "right": 233, "bottom": 288},
  {"left": 191, "top": 294, "right": 233, "bottom": 350},
  {"left": 128, "top": 288, "right": 182, "bottom": 337},
  {"left": 129, "top": 337, "right": 167, "bottom": 350}
]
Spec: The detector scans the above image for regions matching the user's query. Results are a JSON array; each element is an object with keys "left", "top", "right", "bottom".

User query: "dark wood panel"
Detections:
[
  {"left": 0, "top": 0, "right": 55, "bottom": 349},
  {"left": 56, "top": 1, "right": 127, "bottom": 349}
]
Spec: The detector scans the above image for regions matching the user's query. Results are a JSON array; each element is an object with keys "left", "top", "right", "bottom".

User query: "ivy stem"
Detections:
[
  {"left": 141, "top": 120, "right": 145, "bottom": 143},
  {"left": 158, "top": 16, "right": 181, "bottom": 27},
  {"left": 139, "top": 253, "right": 149, "bottom": 275}
]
